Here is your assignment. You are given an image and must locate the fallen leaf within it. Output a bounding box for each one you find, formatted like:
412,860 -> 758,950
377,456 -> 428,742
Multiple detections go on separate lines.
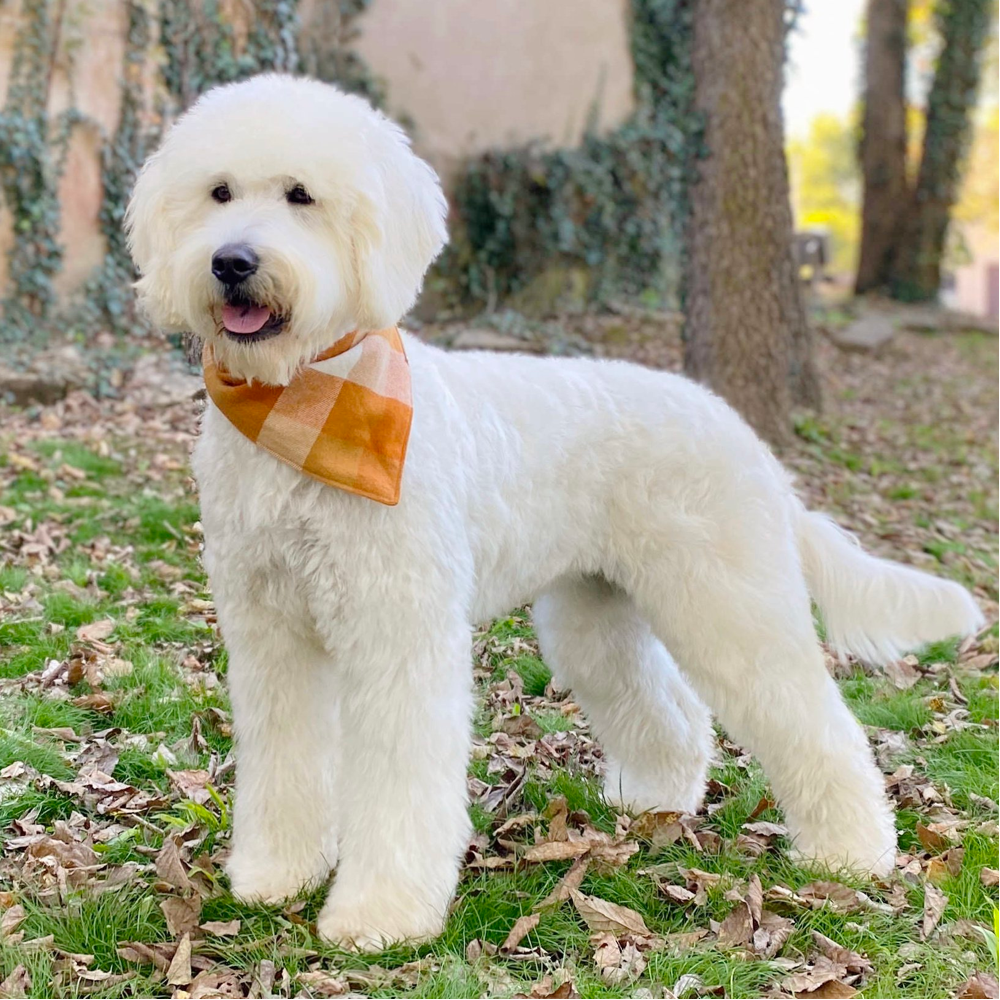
795,982 -> 858,999
742,820 -> 789,839
501,913 -> 540,952
200,919 -> 241,937
957,971 -> 1000,999
884,656 -> 921,690
630,811 -> 685,847
160,895 -> 202,937
167,769 -> 212,805
592,931 -> 646,984
0,904 -> 26,938
296,970 -> 349,996
0,964 -> 30,998
569,890 -> 651,937
155,838 -> 192,892
921,883 -> 948,939
166,933 -> 192,986
522,840 -> 592,863
916,823 -> 951,853
980,868 -> 999,887
76,619 -> 115,643
537,857 -> 589,909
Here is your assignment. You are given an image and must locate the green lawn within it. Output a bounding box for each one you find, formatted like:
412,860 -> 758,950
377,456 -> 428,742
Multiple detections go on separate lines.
0,328 -> 997,998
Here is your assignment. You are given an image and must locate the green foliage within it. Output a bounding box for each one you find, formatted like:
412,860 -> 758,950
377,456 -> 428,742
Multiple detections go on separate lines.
787,113 -> 861,275
0,0 -> 80,340
440,0 -> 700,311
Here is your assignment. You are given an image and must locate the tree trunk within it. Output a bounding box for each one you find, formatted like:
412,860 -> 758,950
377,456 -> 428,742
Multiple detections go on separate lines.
855,0 -> 909,294
888,0 -> 992,301
684,0 -> 819,445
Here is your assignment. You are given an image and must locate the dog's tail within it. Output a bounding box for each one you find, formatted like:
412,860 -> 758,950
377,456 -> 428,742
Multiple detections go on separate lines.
796,505 -> 983,665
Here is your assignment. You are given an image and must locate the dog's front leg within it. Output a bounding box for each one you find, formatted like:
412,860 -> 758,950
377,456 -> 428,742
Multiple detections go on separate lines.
222,609 -> 340,903
316,613 -> 473,952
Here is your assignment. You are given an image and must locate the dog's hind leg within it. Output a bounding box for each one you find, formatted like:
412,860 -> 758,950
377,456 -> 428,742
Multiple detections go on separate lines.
534,575 -> 713,814
223,610 -> 340,903
628,519 -> 897,876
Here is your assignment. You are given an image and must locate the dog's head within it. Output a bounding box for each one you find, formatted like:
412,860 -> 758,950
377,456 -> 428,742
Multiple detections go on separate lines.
126,75 -> 447,384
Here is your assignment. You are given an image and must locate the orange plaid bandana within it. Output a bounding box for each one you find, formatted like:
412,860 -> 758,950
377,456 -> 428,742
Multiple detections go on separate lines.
203,328 -> 412,505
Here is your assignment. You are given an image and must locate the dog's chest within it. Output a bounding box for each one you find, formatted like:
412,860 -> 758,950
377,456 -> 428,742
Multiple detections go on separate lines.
193,409 -> 352,621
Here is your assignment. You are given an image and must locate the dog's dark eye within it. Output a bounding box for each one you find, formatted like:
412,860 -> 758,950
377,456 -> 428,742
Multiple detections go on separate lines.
211,183 -> 232,204
286,184 -> 314,206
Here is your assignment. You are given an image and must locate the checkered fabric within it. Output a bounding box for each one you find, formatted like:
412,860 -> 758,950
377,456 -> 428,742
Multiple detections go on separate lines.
202,327 -> 412,505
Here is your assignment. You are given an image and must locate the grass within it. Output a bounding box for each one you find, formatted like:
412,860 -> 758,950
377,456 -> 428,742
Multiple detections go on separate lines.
0,326 -> 997,998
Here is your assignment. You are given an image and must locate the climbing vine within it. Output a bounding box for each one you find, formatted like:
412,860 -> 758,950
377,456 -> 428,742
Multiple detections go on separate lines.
0,0 -> 381,344
438,0 -> 701,312
0,0 -> 82,340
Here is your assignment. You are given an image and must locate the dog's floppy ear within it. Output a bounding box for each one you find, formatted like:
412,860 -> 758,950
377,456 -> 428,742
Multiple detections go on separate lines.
124,150 -> 168,276
352,117 -> 448,331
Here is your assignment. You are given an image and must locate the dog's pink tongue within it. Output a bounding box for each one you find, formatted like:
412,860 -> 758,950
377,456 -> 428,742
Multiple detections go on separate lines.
222,304 -> 271,334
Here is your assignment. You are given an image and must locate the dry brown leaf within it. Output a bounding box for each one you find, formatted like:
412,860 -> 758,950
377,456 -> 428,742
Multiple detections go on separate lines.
569,889 -> 651,937
512,976 -> 579,998
752,909 -> 795,959
200,919 -> 241,937
537,857 -> 589,909
742,820 -> 789,838
76,619 -> 115,643
187,969 -> 246,998
630,811 -> 684,848
592,932 -> 647,984
794,982 -> 859,999
501,913 -> 540,953
957,971 -> 1000,999
660,883 -> 697,906
980,867 -> 999,887
167,769 -> 212,805
522,840 -> 592,863
783,956 -> 850,994
155,838 -> 192,892
166,933 -> 192,986
296,970 -> 350,996
916,822 -> 952,853
716,900 -> 754,948
160,895 -> 202,937
0,964 -> 30,998
884,656 -> 921,690
921,882 -> 948,939
70,692 -> 116,713
0,904 -> 26,939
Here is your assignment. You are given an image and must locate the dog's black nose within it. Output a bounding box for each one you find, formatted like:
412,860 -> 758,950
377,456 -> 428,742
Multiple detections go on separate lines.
211,244 -> 258,286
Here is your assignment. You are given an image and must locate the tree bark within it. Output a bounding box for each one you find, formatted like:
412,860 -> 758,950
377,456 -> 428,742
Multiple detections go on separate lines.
855,0 -> 909,294
684,0 -> 819,445
888,0 -> 992,301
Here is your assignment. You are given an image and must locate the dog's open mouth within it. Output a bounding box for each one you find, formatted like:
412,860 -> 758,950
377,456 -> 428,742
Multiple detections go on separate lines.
220,300 -> 287,343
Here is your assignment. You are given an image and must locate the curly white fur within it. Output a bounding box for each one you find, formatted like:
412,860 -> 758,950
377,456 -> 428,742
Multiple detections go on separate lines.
126,74 -> 983,951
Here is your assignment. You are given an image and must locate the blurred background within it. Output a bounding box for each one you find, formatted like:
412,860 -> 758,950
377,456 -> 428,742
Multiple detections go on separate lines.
0,0 -> 996,439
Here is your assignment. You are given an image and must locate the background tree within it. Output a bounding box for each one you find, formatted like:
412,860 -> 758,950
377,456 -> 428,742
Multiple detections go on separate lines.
684,0 -> 820,446
889,0 -> 993,300
855,0 -> 909,293
855,0 -> 993,300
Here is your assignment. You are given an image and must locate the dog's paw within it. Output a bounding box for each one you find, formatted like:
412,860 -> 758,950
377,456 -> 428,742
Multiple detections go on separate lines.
227,851 -> 330,905
789,821 -> 897,879
602,759 -> 707,816
316,897 -> 444,952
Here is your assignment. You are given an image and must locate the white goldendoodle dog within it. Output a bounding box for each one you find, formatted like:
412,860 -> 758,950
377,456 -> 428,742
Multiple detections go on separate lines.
126,74 -> 982,950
